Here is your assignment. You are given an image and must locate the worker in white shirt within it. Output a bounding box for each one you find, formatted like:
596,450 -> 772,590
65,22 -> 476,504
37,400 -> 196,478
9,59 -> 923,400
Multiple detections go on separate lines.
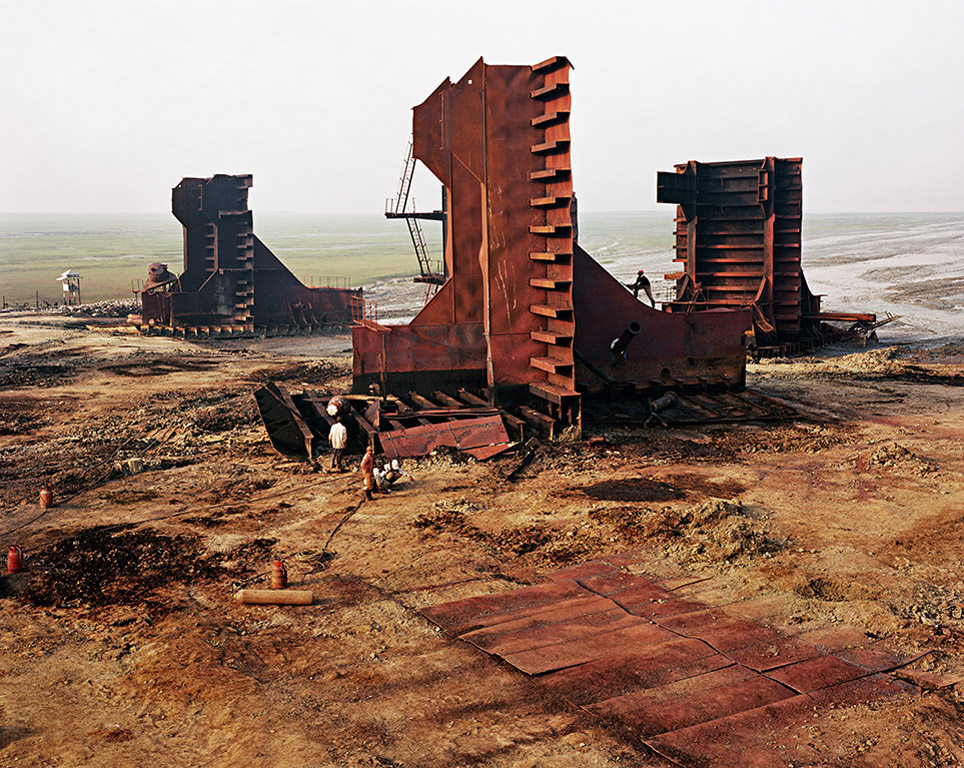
328,415 -> 348,471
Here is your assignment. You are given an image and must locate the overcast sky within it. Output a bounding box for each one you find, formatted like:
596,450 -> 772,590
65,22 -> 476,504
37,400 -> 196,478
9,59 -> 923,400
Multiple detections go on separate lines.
2,0 -> 962,214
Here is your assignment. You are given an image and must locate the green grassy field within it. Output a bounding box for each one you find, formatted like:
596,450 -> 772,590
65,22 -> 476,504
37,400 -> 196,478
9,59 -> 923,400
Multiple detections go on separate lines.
0,210 -> 679,306
0,213 -> 418,306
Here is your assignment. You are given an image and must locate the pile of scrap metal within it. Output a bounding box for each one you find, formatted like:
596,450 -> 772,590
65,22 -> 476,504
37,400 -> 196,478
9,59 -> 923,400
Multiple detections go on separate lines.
254,383 -> 519,462
351,57 -> 753,441
140,174 -> 361,338
656,158 -> 886,357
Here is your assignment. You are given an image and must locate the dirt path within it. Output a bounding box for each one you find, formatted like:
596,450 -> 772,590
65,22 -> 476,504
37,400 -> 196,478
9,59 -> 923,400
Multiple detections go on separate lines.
1,315 -> 962,767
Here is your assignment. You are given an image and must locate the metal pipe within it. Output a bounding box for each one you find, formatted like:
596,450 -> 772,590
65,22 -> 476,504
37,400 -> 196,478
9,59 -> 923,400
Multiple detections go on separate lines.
610,320 -> 642,362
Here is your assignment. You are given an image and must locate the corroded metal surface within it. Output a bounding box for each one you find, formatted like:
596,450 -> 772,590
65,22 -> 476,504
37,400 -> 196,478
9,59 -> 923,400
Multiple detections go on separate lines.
141,174 -> 360,336
354,57 -> 752,435
657,157 -> 877,355
422,556 -> 925,766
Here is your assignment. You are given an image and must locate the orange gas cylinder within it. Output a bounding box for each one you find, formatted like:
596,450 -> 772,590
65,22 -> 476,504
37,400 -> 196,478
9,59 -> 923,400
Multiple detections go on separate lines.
39,487 -> 53,508
271,560 -> 288,589
7,545 -> 23,574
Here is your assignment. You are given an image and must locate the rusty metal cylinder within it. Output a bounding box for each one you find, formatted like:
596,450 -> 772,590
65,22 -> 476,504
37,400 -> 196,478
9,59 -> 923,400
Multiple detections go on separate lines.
610,320 -> 642,358
235,589 -> 313,606
7,545 -> 23,574
271,560 -> 288,590
650,392 -> 679,413
39,487 -> 53,508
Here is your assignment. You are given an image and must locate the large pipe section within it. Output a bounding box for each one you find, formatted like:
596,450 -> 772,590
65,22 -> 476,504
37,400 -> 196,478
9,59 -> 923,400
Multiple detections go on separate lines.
609,320 -> 642,363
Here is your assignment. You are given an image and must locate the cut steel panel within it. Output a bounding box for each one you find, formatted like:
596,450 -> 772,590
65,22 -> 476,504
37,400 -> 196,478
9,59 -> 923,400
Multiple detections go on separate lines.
378,414 -> 509,459
462,606 -> 649,657
643,693 -> 819,768
765,655 -> 870,693
354,57 -> 752,434
499,622 -> 681,675
589,672 -> 797,738
576,571 -> 665,596
724,635 -> 824,672
419,579 -> 590,636
539,638 -> 730,706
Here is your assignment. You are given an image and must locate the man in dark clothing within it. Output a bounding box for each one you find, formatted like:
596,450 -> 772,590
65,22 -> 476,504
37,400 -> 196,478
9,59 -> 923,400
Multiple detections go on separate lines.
626,270 -> 655,308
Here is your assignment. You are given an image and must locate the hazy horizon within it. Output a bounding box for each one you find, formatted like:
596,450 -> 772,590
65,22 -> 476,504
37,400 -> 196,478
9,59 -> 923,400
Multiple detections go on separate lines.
3,1 -> 963,215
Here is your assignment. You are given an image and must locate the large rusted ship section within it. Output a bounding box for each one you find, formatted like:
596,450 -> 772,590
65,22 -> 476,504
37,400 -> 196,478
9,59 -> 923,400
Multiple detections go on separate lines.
658,158 -> 877,356
352,57 -> 751,435
141,174 -> 360,337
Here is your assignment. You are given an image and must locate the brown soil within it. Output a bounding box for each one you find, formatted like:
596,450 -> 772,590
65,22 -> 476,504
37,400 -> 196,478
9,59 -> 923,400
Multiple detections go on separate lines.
1,315 -> 963,767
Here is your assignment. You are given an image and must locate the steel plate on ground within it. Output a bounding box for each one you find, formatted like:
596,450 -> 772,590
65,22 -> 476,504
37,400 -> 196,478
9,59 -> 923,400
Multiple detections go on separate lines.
419,579 -> 589,635
576,570 -> 661,596
539,640 -> 730,706
462,606 -> 648,656
615,596 -> 707,619
590,673 -> 797,738
643,693 -> 819,768
724,635 -> 824,672
765,655 -> 870,693
500,622 -> 681,675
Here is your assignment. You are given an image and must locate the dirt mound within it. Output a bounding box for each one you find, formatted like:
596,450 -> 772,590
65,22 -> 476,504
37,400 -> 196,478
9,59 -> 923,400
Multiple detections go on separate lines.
592,498 -> 779,563
857,441 -> 938,475
17,526 -> 224,610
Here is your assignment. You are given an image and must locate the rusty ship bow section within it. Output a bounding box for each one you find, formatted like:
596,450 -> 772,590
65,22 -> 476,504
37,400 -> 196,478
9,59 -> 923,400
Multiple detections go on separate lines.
657,158 -> 875,354
142,174 -> 361,337
354,57 -> 751,437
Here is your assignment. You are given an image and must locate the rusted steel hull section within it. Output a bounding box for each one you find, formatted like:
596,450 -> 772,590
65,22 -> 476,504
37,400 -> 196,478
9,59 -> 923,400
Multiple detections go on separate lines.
657,158 -> 876,355
141,174 -> 360,336
354,58 -> 750,435
253,384 -> 514,461
422,555 -> 923,766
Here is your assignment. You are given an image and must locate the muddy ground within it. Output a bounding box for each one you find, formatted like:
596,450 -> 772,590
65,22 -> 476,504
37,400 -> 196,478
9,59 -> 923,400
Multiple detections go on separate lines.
0,312 -> 962,767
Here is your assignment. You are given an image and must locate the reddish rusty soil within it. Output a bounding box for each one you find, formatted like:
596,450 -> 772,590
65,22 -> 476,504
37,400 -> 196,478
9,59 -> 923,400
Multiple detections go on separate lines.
1,315 -> 963,767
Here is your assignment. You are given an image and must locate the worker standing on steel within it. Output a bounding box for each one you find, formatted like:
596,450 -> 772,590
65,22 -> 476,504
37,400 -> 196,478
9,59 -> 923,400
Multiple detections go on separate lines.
360,445 -> 376,500
328,415 -> 347,472
626,270 -> 656,308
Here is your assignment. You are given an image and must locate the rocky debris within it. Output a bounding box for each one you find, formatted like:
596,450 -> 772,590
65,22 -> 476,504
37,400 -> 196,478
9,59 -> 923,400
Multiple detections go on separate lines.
858,441 -> 938,475
898,583 -> 964,634
590,498 -> 780,564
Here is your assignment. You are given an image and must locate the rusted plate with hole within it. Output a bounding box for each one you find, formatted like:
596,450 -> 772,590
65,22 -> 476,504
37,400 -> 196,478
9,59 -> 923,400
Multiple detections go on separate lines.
652,607 -> 737,634
697,622 -> 788,654
419,579 -> 589,635
462,606 -> 648,656
540,639 -> 730,706
725,635 -> 823,672
576,570 -> 657,595
603,581 -> 677,604
644,693 -> 818,768
765,655 -> 869,693
501,622 -> 680,675
543,561 -> 616,583
590,672 -> 797,738
616,596 -> 707,619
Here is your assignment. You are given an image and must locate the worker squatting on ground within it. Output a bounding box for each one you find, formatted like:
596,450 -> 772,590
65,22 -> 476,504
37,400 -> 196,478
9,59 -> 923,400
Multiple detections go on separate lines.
626,269 -> 655,308
360,445 -> 376,500
328,415 -> 347,471
374,459 -> 412,492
